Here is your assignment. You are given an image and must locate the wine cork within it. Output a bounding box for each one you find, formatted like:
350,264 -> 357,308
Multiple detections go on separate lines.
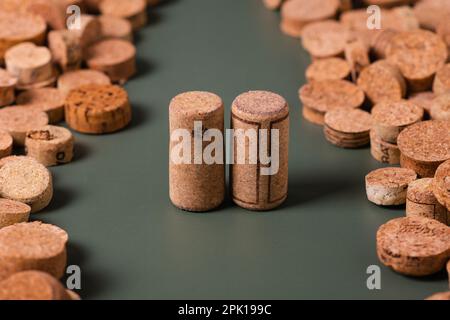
25,125 -> 74,167
0,199 -> 30,229
57,69 -> 111,97
357,60 -> 406,106
0,68 -> 17,107
0,221 -> 67,281
71,14 -> 101,50
377,216 -> 450,276
323,108 -> 372,149
16,88 -> 65,124
0,106 -> 49,146
231,91 -> 289,211
371,100 -> 424,144
0,11 -> 46,64
0,155 -> 37,169
99,16 -> 133,42
433,159 -> 450,212
26,0 -> 68,31
339,0 -> 352,11
0,271 -> 73,300
84,0 -> 102,13
407,178 -> 449,225
408,91 -> 435,115
299,79 -> 365,125
398,120 -> 450,177
85,39 -> 136,84
437,19 -> 450,55
305,58 -> 350,82
0,158 -> 53,213
65,84 -> 132,134
370,130 -> 401,165
301,20 -> 350,59
387,6 -> 420,31
371,29 -> 398,60
365,167 -> 417,206
4,42 -> 53,87
0,131 -> 13,159
430,93 -> 450,121
413,0 -> 450,31
169,91 -> 225,212
344,39 -> 370,81
363,0 -> 413,7
341,9 -> 381,47
433,64 -> 450,95
263,0 -> 284,10
99,0 -> 147,31
280,0 -> 340,38
386,30 -> 448,92
48,30 -> 82,72
15,68 -> 59,92
426,291 -> 450,300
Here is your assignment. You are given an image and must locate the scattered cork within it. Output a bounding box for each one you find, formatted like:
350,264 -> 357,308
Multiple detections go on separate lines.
65,84 -> 132,134
386,30 -> 448,92
169,91 -> 225,212
370,130 -> 401,164
57,69 -> 111,97
433,159 -> 450,212
0,155 -> 36,169
0,222 -> 67,281
0,158 -> 53,213
299,79 -> 365,125
99,0 -> 148,31
377,216 -> 450,276
433,64 -> 450,95
280,0 -> 340,37
407,178 -> 449,225
48,30 -> 82,72
25,125 -> 74,167
85,39 -> 136,84
397,120 -> 450,177
0,68 -> 17,107
430,93 -> 450,121
231,91 -> 289,211
413,0 -> 450,31
357,60 -> 406,105
0,199 -> 30,229
371,100 -> 424,144
98,15 -> 133,42
344,39 -> 370,81
323,108 -> 372,148
425,291 -> 450,300
0,131 -> 13,159
305,58 -> 350,82
408,91 -> 435,115
0,106 -> 49,146
371,29 -> 398,60
16,88 -> 65,124
365,167 -> 417,206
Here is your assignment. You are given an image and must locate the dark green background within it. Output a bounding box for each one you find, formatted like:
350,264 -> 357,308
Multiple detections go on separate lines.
41,0 -> 448,299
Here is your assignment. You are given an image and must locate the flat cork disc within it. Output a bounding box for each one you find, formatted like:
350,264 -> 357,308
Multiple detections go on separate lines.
305,57 -> 350,82
0,198 -> 30,229
299,79 -> 365,114
408,178 -> 441,205
397,120 -> 450,163
231,90 -> 288,122
433,160 -> 450,211
377,216 -> 450,276
366,167 -> 417,190
413,0 -> 450,31
57,69 -> 111,97
98,16 -> 133,42
16,88 -> 65,124
0,222 -> 68,281
99,0 -> 147,30
408,92 -> 435,114
433,64 -> 450,95
0,131 -> 13,158
430,93 -> 450,121
0,155 -> 37,169
324,108 -> 372,134
371,100 -> 424,128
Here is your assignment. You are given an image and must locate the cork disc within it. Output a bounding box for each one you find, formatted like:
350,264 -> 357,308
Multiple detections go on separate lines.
170,91 -> 223,118
305,58 -> 350,82
0,155 -> 36,169
48,30 -> 82,72
437,19 -> 450,52
0,271 -> 72,300
366,167 -> 417,190
408,178 -> 440,205
408,92 -> 435,114
426,291 -> 450,300
433,160 -> 450,211
397,120 -> 450,163
324,108 -> 372,134
413,0 -> 450,31
0,198 -> 30,229
301,20 -> 350,59
99,0 -> 147,30
430,93 -> 450,121
0,131 -> 13,158
231,90 -> 288,122
299,79 -> 365,114
371,29 -> 398,59
57,69 -> 111,97
377,216 -> 450,276
98,16 -> 133,42
16,88 -> 65,124
433,64 -> 450,95
0,222 -> 67,281
0,68 -> 17,88
371,100 -> 424,129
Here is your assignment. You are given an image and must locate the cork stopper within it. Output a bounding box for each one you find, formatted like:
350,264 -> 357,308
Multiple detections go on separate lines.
48,30 -> 82,72
98,16 -> 133,42
170,91 -> 223,118
408,178 -> 440,205
57,69 -> 111,97
413,0 -> 450,31
0,198 -> 30,229
370,130 -> 401,164
0,155 -> 37,169
305,58 -> 350,82
431,93 -> 450,121
324,108 -> 372,134
232,90 -> 288,122
433,159 -> 450,211
408,92 -> 435,114
433,64 -> 450,95
0,131 -> 13,159
372,100 -> 424,128
99,0 -> 147,31
366,167 -> 417,189
16,88 -> 65,124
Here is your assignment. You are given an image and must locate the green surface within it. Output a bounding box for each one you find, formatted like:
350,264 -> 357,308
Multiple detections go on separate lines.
42,0 -> 448,299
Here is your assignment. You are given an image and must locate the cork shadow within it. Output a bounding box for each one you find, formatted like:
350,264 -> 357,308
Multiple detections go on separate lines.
45,186 -> 77,213
73,141 -> 92,163
134,57 -> 155,78
127,103 -> 152,131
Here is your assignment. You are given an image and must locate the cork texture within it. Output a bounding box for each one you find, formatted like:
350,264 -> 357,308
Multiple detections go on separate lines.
430,93 -> 450,121
370,130 -> 400,164
433,64 -> 450,95
0,198 -> 30,229
0,68 -> 17,107
433,160 -> 450,212
0,131 -> 13,159
408,92 -> 435,114
305,58 -> 350,82
57,69 -> 111,97
48,30 -> 82,72
16,88 -> 65,124
344,39 -> 370,81
99,0 -> 148,31
413,0 -> 450,31
99,16 -> 133,42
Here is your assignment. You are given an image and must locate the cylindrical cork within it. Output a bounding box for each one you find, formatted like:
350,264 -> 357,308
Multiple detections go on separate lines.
57,69 -> 111,97
0,131 -> 13,159
370,130 -> 400,165
99,0 -> 148,31
431,93 -> 450,121
231,91 -> 289,211
169,91 -> 225,212
98,16 -> 133,42
0,68 -> 17,107
433,64 -> 450,95
16,88 -> 65,124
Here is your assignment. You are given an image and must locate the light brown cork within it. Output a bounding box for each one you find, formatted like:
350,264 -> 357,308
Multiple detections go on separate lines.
407,178 -> 449,225
365,167 -> 417,206
263,0 -> 284,10
0,222 -> 67,281
371,29 -> 398,60
0,199 -> 30,229
15,67 -> 59,92
0,68 -> 17,107
16,88 -> 65,124
437,19 -> 450,54
85,39 -> 136,84
0,106 -> 49,146
57,69 -> 111,97
231,91 -> 289,211
344,39 -> 370,81
26,0 -> 72,31
377,216 -> 450,276
48,30 -> 82,72
0,155 -> 37,169
430,93 -> 450,121
433,64 -> 450,95
169,91 -> 225,212
71,14 -> 101,50
408,91 -> 435,115
370,130 -> 400,165
305,58 -> 350,82
413,0 -> 450,31
433,159 -> 450,212
98,16 -> 133,42
25,125 -> 74,167
99,0 -> 148,31
425,291 -> 450,300
0,131 -> 13,159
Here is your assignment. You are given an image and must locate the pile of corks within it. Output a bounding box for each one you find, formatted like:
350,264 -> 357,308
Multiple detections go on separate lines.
263,0 -> 450,300
0,0 -> 158,300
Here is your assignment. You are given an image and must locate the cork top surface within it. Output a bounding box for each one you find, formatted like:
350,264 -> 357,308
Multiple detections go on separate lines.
431,93 -> 450,120
232,91 -> 288,120
407,178 -> 438,204
170,91 -> 223,117
435,64 -> 450,89
0,106 -> 49,133
281,0 -> 339,21
66,84 -> 129,113
408,92 -> 435,113
397,120 -> 450,163
365,167 -> 417,188
5,42 -> 51,69
0,222 -> 68,259
387,30 -> 448,80
0,158 -> 51,201
299,80 -> 365,113
0,131 -> 13,150
86,39 -> 136,66
98,16 -> 132,38
0,198 -> 31,215
306,58 -> 350,81
0,68 -> 17,87
0,11 -> 46,40
324,108 -> 372,134
433,159 -> 450,206
371,100 -> 424,127
58,70 -> 111,91
99,0 -> 147,17
301,20 -> 349,58
0,155 -> 36,169
16,88 -> 65,112
26,125 -> 73,145
413,0 -> 450,31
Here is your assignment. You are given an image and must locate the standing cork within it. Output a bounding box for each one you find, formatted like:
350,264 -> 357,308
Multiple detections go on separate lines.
0,68 -> 17,107
413,0 -> 450,31
169,91 -> 225,212
0,131 -> 13,159
48,30 -> 82,72
370,130 -> 401,165
25,125 -> 74,167
231,91 -> 289,211
371,29 -> 398,60
305,58 -> 350,82
99,0 -> 148,31
0,199 -> 30,229
16,88 -> 65,124
344,39 -> 370,81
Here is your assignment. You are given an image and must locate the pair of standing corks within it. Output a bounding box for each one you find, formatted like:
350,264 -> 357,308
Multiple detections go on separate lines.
169,91 -> 289,212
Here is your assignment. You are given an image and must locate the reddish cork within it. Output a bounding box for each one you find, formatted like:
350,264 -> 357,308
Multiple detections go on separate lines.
16,88 -> 65,124
0,68 -> 17,107
433,159 -> 450,212
0,198 -> 30,229
98,16 -> 133,42
57,69 -> 111,97
408,92 -> 435,115
0,131 -> 13,159
433,64 -> 450,95
99,0 -> 147,31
